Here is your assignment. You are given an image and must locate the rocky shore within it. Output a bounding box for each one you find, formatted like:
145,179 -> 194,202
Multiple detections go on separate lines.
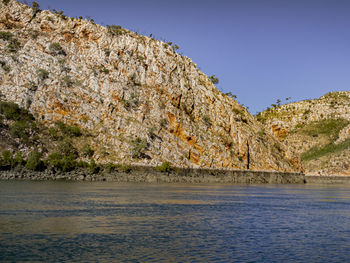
0,166 -> 305,184
305,175 -> 350,184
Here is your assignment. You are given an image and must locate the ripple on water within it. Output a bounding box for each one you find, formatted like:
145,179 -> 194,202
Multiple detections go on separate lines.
0,182 -> 350,262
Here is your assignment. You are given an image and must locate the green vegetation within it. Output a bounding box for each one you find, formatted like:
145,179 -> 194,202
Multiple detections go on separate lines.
25,151 -> 43,171
0,31 -> 13,41
274,143 -> 282,152
9,120 -> 33,142
130,137 -> 148,159
1,150 -> 13,167
155,162 -> 172,173
46,152 -> 77,172
52,9 -> 67,20
63,75 -> 74,87
32,1 -> 40,13
37,68 -> 49,80
81,143 -> 94,157
256,107 -> 288,124
7,38 -> 20,53
57,138 -> 78,157
298,119 -> 350,162
0,150 -> 25,168
119,163 -> 131,173
209,75 -> 219,84
89,159 -> 99,174
0,100 -> 142,174
0,61 -> 10,73
258,130 -> 265,137
301,138 -> 350,162
104,49 -> 111,57
296,119 -> 349,140
49,42 -> 65,55
0,100 -> 34,121
0,31 -> 20,53
104,162 -> 117,173
225,92 -> 237,99
13,152 -> 24,166
322,92 -> 350,102
160,118 -> 167,128
148,126 -> 157,139
107,25 -> 126,36
202,115 -> 211,128
55,121 -> 82,137
232,108 -> 243,116
101,68 -> 109,74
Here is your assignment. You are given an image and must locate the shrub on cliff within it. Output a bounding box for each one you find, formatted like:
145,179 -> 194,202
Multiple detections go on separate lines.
13,152 -> 25,166
9,120 -> 30,141
0,150 -> 13,168
209,75 -> 219,84
155,162 -> 172,173
37,68 -> 49,80
25,151 -> 44,171
202,115 -> 211,127
0,100 -> 34,121
57,138 -> 78,158
0,31 -> 13,41
32,1 -> 40,12
49,42 -> 65,56
81,143 -> 94,158
7,39 -> 20,53
46,152 -> 78,172
46,153 -> 62,169
104,162 -> 116,173
0,61 -> 10,73
55,121 -> 81,137
62,75 -> 74,87
107,25 -> 125,36
130,137 -> 148,159
119,163 -> 131,173
89,159 -> 99,174
65,125 -> 81,137
2,0 -> 11,6
61,154 -> 77,172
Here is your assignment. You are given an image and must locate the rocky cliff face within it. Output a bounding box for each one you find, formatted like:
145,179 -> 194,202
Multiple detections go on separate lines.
0,1 -> 300,171
257,92 -> 350,175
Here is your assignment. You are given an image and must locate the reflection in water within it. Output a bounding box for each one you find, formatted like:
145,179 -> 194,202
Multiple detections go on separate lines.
1,182 -> 350,262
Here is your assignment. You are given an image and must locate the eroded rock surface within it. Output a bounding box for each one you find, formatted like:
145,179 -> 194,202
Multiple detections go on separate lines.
258,92 -> 350,175
0,1 -> 300,172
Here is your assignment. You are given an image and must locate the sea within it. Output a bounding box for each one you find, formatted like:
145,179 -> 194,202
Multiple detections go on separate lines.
1,181 -> 350,262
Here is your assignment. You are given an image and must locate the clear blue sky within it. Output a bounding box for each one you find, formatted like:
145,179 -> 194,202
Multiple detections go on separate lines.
27,0 -> 350,114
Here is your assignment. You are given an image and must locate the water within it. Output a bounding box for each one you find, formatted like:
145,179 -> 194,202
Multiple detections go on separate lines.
1,182 -> 350,262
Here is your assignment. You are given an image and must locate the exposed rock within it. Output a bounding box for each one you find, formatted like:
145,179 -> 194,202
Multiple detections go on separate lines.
0,166 -> 305,184
0,1 -> 300,172
258,91 -> 350,175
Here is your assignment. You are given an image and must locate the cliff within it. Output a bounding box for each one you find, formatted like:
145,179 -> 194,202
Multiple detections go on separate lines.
257,91 -> 350,175
0,0 -> 300,172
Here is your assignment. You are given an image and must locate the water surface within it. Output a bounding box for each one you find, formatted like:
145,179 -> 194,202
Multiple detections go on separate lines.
1,182 -> 350,262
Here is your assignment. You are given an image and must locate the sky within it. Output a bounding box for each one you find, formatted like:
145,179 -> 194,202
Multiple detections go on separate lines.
24,0 -> 350,114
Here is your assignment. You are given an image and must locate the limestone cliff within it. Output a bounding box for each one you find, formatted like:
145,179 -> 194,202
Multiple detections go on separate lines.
0,0 -> 300,171
257,92 -> 350,175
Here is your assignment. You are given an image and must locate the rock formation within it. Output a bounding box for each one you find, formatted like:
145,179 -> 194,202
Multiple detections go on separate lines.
257,92 -> 350,175
0,0 -> 300,172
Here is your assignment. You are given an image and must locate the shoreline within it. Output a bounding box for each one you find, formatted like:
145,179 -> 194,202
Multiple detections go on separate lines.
2,166 -> 350,184
305,175 -> 350,184
0,166 -> 305,184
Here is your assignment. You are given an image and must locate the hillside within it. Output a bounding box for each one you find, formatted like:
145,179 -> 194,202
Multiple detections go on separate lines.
0,0 -> 300,172
257,91 -> 350,175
